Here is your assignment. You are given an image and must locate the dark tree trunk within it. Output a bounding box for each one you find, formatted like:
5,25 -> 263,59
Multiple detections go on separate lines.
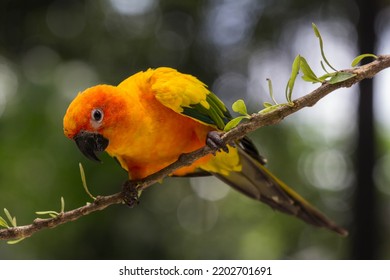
351,0 -> 380,259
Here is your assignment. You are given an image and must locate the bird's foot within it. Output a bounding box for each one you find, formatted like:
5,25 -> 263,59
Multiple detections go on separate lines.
122,180 -> 141,208
206,131 -> 229,154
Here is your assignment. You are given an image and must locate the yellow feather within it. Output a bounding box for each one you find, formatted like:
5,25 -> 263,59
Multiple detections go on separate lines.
200,145 -> 242,175
151,68 -> 210,113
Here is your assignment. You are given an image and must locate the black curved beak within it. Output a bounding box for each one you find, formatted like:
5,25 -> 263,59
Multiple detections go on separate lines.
73,131 -> 109,162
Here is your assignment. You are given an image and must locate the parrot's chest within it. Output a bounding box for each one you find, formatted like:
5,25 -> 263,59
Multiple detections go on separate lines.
106,110 -> 211,179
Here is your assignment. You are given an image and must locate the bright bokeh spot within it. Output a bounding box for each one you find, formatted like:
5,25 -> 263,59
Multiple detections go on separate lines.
177,195 -> 219,234
0,57 -> 18,118
108,0 -> 157,16
190,176 -> 230,201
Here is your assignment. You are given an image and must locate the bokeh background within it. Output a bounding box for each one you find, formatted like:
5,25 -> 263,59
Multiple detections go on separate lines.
1,0 -> 390,259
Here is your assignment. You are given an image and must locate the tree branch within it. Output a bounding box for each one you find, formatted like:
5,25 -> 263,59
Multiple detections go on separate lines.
1,55 -> 390,242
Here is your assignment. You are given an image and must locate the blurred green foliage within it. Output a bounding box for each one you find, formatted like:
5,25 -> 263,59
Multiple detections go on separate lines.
0,0 -> 389,259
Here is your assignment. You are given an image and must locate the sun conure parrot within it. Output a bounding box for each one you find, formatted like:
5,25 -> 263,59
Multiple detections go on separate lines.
63,67 -> 347,236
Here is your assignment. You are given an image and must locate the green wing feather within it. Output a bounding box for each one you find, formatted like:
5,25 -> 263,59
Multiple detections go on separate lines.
181,93 -> 232,130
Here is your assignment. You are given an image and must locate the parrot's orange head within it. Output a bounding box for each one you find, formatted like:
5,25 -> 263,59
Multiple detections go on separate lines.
63,85 -> 129,162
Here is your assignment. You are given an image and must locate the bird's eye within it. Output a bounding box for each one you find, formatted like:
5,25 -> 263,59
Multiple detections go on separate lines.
91,108 -> 104,123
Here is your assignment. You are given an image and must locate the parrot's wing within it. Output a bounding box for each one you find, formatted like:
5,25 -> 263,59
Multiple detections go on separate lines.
151,68 -> 231,130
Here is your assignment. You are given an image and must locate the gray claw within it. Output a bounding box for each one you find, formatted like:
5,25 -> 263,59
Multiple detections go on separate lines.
206,131 -> 229,153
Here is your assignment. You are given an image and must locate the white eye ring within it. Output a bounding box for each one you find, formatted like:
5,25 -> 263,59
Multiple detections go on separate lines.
91,108 -> 104,123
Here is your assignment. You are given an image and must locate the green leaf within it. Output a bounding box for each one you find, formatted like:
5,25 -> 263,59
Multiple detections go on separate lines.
285,55 -> 301,103
320,61 -> 330,74
318,72 -> 335,81
224,116 -> 248,131
312,22 -> 321,37
79,162 -> 96,200
4,208 -> 12,223
263,102 -> 273,108
0,216 -> 9,228
7,238 -> 25,245
36,197 -> 65,218
36,210 -> 60,216
60,196 -> 65,213
312,23 -> 337,72
231,99 -> 248,116
266,78 -> 278,105
259,104 -> 284,114
4,208 -> 16,227
351,53 -> 378,67
300,56 -> 322,83
328,72 -> 356,84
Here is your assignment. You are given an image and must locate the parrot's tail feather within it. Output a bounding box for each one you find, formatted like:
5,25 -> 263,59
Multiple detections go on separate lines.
213,147 -> 348,236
